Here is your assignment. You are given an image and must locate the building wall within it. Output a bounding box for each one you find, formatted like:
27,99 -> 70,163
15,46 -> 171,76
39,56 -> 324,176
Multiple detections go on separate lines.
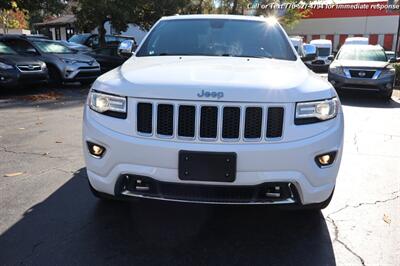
285,1 -> 399,51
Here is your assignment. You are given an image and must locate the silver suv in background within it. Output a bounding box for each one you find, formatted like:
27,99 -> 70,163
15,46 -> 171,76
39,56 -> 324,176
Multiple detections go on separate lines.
0,36 -> 100,85
328,44 -> 396,100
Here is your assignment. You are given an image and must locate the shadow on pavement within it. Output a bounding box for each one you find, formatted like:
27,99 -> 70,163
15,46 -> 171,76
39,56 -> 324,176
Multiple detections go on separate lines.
338,90 -> 400,108
0,84 -> 90,110
0,168 -> 335,266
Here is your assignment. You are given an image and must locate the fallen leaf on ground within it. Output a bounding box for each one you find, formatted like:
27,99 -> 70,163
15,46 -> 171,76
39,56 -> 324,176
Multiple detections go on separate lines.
55,141 -> 62,144
19,92 -> 63,102
4,172 -> 24,177
383,214 -> 391,224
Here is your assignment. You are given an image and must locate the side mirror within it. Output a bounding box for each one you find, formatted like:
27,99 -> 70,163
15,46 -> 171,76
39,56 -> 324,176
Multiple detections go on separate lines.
328,55 -> 334,61
301,44 -> 317,62
26,48 -> 38,55
118,40 -> 135,59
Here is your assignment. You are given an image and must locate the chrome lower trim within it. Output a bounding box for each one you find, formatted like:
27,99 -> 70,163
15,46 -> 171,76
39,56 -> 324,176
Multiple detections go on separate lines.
121,190 -> 297,205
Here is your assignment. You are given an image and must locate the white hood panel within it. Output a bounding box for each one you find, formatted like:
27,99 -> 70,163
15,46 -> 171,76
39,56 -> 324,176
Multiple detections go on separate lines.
94,56 -> 335,103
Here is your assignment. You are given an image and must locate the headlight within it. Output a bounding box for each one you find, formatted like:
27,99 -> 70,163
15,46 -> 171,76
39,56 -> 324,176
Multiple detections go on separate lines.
89,91 -> 127,119
295,98 -> 339,125
329,66 -> 344,76
379,68 -> 395,79
40,62 -> 47,69
61,58 -> 77,64
0,62 -> 13,70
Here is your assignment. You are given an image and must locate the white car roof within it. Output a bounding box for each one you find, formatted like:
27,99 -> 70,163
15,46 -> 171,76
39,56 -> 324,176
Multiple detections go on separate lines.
341,44 -> 383,50
344,37 -> 368,44
310,39 -> 332,45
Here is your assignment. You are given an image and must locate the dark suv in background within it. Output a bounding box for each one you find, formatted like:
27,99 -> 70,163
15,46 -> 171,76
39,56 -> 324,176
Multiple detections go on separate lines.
0,36 -> 101,85
328,45 -> 396,100
0,40 -> 48,88
68,34 -> 136,49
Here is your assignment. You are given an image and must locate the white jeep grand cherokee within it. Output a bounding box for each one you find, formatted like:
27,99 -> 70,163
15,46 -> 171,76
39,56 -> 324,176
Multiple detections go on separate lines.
83,15 -> 344,210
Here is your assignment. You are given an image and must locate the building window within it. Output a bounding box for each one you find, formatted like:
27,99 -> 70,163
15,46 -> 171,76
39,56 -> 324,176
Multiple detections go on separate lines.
55,27 -> 61,40
66,27 -> 75,40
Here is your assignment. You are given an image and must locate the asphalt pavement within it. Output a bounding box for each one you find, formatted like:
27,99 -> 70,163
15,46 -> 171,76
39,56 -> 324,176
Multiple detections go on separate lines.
0,82 -> 399,266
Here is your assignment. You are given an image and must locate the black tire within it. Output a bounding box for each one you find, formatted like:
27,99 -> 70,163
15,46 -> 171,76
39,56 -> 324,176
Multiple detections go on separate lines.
47,65 -> 62,87
381,89 -> 393,101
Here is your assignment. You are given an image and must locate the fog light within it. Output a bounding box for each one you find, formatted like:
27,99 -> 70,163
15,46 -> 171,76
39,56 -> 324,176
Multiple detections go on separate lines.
386,83 -> 393,89
315,151 -> 337,168
87,142 -> 106,158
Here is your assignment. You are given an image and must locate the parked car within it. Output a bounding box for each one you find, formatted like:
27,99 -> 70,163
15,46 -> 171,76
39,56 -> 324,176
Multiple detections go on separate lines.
344,37 -> 369,45
302,43 -> 317,69
290,36 -> 305,57
83,15 -> 344,210
85,45 -> 127,73
59,40 -> 92,53
385,51 -> 395,61
0,40 -> 48,88
69,34 -> 137,49
309,39 -> 333,72
328,44 -> 396,100
0,36 -> 101,85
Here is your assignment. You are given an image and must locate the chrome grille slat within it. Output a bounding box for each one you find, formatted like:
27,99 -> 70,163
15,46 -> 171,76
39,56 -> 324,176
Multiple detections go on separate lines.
135,100 -> 285,143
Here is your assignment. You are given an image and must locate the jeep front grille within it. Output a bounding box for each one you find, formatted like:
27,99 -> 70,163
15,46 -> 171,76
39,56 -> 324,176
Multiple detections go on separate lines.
136,101 -> 285,142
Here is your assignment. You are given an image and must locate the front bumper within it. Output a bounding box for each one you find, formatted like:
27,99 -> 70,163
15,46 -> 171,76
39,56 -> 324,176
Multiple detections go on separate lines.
328,72 -> 394,92
83,107 -> 344,205
62,63 -> 101,82
0,69 -> 48,88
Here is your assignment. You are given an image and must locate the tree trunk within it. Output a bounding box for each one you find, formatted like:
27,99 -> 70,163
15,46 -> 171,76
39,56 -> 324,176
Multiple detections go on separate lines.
98,19 -> 107,48
196,0 -> 204,14
231,0 -> 238,14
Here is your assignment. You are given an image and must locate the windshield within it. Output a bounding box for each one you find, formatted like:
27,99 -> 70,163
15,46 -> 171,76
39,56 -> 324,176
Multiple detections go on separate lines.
317,47 -> 330,57
0,42 -> 18,55
33,41 -> 74,54
338,47 -> 387,61
68,34 -> 89,44
137,19 -> 296,60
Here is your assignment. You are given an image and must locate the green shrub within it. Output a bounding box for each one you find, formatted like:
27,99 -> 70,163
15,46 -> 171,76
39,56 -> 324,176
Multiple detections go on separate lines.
394,63 -> 400,87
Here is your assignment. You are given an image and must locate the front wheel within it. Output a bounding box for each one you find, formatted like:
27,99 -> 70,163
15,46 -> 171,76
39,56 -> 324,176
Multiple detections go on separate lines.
381,89 -> 393,101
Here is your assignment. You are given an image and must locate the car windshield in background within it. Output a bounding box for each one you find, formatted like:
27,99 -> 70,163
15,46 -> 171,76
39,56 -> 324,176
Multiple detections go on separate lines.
137,19 -> 296,60
0,42 -> 18,55
337,47 -> 387,61
317,47 -> 330,57
33,41 -> 74,54
69,34 -> 89,44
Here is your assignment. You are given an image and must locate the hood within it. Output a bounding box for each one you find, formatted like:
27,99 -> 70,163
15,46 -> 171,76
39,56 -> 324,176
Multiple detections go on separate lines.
0,54 -> 43,65
334,60 -> 389,69
94,56 -> 335,103
56,53 -> 96,63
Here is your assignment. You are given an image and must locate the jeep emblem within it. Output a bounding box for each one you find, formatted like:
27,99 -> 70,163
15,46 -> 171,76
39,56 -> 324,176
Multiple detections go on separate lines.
197,90 -> 224,99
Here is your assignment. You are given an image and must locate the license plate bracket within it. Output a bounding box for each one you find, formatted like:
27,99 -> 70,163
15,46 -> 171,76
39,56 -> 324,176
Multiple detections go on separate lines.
179,150 -> 237,182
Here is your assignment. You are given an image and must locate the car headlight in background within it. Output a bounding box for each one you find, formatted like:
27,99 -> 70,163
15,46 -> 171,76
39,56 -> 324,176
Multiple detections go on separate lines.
0,62 -> 13,70
295,98 -> 339,125
379,68 -> 395,79
61,58 -> 77,64
40,62 -> 47,70
329,66 -> 344,76
89,91 -> 127,119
